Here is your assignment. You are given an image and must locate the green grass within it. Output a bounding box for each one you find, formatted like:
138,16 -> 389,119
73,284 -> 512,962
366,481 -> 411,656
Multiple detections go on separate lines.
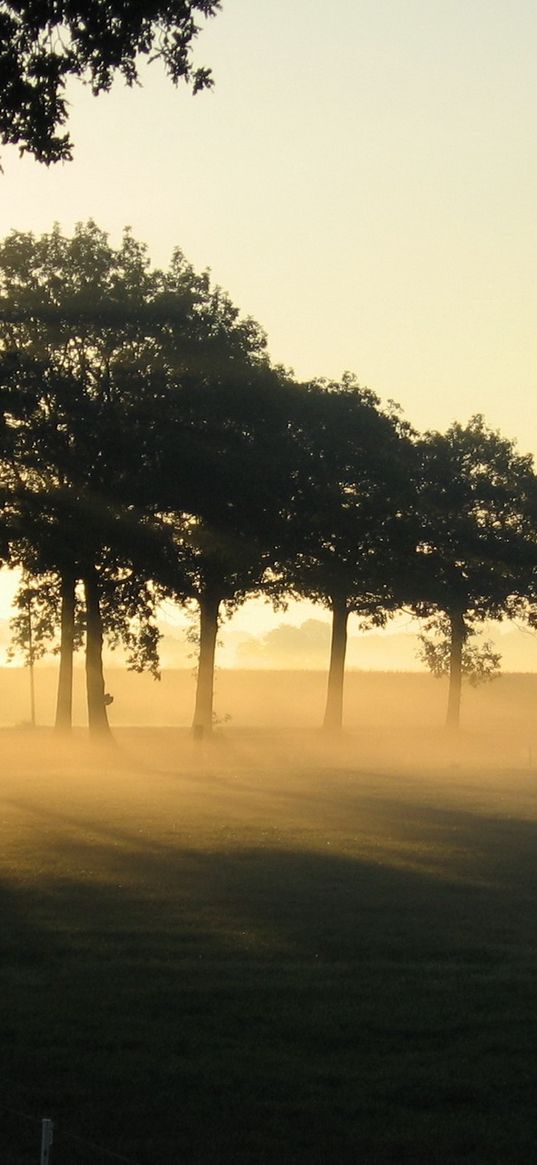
2,727 -> 537,1163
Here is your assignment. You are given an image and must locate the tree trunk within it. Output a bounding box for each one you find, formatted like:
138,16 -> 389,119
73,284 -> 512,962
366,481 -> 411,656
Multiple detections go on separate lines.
26,591 -> 36,728
323,597 -> 349,731
192,593 -> 220,739
446,610 -> 465,729
83,568 -> 112,740
54,569 -> 76,733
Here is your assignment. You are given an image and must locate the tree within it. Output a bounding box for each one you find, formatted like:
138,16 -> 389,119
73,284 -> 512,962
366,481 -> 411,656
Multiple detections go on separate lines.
162,519 -> 267,737
0,0 -> 221,163
0,222 -> 187,735
412,417 -> 537,728
279,376 -> 417,731
2,472 -> 164,736
100,230 -> 290,737
1,457 -> 93,733
7,572 -> 57,725
418,615 -> 501,688
151,362 -> 297,736
0,221 -> 287,739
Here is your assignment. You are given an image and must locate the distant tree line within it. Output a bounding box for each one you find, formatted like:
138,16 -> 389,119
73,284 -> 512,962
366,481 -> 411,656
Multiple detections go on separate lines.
1,223 -> 537,738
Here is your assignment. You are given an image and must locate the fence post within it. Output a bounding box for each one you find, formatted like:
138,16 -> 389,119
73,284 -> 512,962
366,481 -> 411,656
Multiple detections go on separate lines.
40,1118 -> 54,1164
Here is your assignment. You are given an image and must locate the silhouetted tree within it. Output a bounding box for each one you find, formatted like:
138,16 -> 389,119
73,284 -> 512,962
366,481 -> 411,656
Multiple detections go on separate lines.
0,223 -> 181,735
0,221 -> 290,738
1,473 -> 165,734
418,614 -> 501,688
280,376 -> 416,731
0,0 -> 221,162
152,363 -> 297,736
4,490 -> 82,732
412,417 -> 537,728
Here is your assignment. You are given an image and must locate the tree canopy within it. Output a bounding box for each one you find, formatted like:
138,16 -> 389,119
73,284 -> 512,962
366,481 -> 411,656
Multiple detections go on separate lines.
0,221 -> 283,735
0,0 -> 221,162
412,417 -> 537,725
2,224 -> 537,737
279,376 -> 417,729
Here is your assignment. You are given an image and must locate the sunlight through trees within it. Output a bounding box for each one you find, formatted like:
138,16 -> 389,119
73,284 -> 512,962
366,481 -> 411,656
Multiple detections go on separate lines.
2,224 -> 537,734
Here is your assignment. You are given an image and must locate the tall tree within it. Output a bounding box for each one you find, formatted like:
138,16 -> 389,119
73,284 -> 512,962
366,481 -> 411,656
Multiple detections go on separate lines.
0,221 -> 288,738
0,0 -> 221,162
0,223 -> 185,735
280,375 -> 417,731
152,362 -> 298,736
412,417 -> 537,728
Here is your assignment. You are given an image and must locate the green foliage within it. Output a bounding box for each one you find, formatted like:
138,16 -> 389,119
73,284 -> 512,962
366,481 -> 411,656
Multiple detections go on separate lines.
0,1 -> 221,162
418,616 -> 501,687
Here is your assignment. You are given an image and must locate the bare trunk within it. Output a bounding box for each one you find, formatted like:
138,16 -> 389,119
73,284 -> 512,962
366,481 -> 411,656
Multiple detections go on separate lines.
323,597 -> 349,731
54,569 -> 76,734
84,568 -> 112,740
26,592 -> 36,728
446,610 -> 465,729
192,593 -> 220,739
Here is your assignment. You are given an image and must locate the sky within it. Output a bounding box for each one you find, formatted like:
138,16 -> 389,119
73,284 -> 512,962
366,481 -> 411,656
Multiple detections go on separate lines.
1,0 -> 537,668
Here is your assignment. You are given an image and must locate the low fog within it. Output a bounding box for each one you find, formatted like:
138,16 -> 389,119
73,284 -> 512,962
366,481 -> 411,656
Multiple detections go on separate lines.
2,667 -> 537,778
3,671 -> 537,1164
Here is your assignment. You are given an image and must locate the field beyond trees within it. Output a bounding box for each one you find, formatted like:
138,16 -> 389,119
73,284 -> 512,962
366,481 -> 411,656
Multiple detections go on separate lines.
4,666 -> 537,739
2,723 -> 537,1163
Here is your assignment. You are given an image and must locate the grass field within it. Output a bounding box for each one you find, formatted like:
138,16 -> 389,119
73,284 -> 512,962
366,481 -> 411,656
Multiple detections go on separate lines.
2,725 -> 537,1163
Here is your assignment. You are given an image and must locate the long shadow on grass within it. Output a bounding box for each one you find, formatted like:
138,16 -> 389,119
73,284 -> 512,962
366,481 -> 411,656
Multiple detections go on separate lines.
2,807 -> 537,1163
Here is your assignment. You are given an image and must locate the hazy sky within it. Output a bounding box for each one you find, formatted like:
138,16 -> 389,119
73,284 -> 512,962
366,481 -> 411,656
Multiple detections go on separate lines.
1,0 -> 537,665
2,0 -> 536,445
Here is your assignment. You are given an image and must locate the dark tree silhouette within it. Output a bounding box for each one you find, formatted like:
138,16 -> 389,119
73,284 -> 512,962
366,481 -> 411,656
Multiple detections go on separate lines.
0,221 -> 289,737
2,484 -> 84,731
0,0 -> 221,162
6,228 -> 536,743
0,223 -> 187,735
280,375 -> 416,731
151,357 -> 296,736
412,417 -> 537,728
0,350 -> 82,730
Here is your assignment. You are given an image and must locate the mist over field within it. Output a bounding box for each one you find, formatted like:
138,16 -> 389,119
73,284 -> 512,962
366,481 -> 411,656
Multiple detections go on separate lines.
3,707 -> 537,1162
4,3 -> 537,1159
3,665 -> 537,740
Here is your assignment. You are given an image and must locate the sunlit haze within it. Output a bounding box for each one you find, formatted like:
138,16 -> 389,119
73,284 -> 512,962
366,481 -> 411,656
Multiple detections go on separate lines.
4,9 -> 537,1156
1,0 -> 537,667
